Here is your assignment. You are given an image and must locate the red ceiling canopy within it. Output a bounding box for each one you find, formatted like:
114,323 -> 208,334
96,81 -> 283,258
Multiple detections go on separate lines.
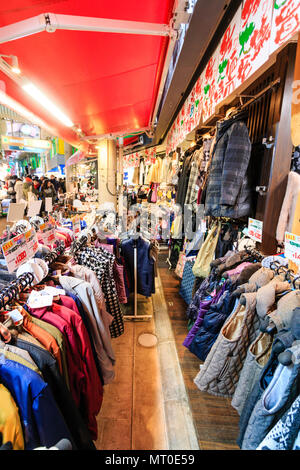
0,1 -> 175,149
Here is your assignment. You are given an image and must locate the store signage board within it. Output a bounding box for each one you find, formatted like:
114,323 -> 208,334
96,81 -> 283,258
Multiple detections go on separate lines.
248,218 -> 263,243
165,0 -> 300,154
45,198 -> 53,213
285,232 -> 300,267
1,135 -> 51,150
1,228 -> 38,273
7,203 -> 26,222
28,200 -> 42,217
39,222 -> 55,248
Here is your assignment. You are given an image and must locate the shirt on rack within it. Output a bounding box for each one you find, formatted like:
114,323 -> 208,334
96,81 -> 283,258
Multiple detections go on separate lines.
0,383 -> 24,450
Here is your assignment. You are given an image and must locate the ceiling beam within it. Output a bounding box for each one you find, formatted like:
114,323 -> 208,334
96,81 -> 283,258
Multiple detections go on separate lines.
0,13 -> 171,45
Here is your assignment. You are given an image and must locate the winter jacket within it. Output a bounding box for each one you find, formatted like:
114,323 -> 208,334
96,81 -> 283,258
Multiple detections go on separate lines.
257,394 -> 300,450
0,358 -> 73,450
205,113 -> 253,218
188,284 -> 236,362
231,332 -> 273,415
27,301 -> 103,440
121,236 -> 155,297
237,328 -> 295,447
15,338 -> 96,450
183,282 -> 227,349
241,342 -> 300,450
59,273 -> 115,385
194,292 -> 260,397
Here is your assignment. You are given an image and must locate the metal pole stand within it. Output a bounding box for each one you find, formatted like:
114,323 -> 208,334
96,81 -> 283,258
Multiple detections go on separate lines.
123,237 -> 152,322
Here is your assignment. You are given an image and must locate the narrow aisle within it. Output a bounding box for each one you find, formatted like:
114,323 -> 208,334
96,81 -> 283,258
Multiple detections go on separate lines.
95,302 -> 167,450
157,252 -> 240,450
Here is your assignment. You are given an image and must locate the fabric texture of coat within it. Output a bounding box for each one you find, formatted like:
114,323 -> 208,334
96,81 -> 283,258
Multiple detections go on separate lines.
194,292 -> 260,397
59,273 -> 115,385
241,342 -> 300,450
0,358 -> 73,450
231,332 -> 273,415
205,113 -> 253,218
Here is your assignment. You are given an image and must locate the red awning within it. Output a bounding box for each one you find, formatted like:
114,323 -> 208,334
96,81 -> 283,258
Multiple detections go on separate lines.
0,1 -> 174,149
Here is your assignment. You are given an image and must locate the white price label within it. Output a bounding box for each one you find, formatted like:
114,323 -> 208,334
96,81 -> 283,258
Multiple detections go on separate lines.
39,222 -> 55,247
28,290 -> 53,309
248,218 -> 263,243
1,228 -> 39,273
28,200 -> 42,217
285,232 -> 300,268
7,203 -> 26,222
72,215 -> 81,238
45,197 -> 53,213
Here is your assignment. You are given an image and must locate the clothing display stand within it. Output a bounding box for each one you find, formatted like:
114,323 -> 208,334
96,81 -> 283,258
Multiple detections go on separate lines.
123,236 -> 153,322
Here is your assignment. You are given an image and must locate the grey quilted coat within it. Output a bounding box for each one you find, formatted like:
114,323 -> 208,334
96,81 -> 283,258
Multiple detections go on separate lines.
205,113 -> 253,218
194,292 -> 260,397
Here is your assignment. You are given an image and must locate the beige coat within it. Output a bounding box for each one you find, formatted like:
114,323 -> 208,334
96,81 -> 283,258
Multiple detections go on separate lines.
276,171 -> 300,243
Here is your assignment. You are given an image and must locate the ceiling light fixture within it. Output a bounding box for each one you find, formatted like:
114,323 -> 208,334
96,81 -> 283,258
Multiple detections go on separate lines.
0,54 -> 21,74
22,82 -> 74,127
11,56 -> 21,74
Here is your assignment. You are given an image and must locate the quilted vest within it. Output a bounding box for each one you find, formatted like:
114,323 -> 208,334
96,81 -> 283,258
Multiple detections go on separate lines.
194,292 -> 260,397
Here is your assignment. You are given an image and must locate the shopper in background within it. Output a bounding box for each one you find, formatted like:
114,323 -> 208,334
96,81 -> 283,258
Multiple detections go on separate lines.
59,177 -> 66,193
14,177 -> 24,204
50,174 -> 59,192
22,176 -> 34,202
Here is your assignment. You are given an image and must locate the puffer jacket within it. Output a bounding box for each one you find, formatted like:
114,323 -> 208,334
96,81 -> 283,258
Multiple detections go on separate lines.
205,112 -> 253,218
183,282 -> 227,349
188,284 -> 236,362
194,292 -> 260,397
231,332 -> 273,415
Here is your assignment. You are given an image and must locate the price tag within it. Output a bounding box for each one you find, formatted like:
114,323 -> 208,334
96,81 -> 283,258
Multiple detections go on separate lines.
7,309 -> 23,326
72,215 -> 81,238
285,232 -> 300,267
28,290 -> 53,309
28,200 -> 42,217
45,197 -> 53,213
248,218 -> 263,243
39,222 -> 55,247
7,203 -> 26,222
1,228 -> 38,273
43,286 -> 65,296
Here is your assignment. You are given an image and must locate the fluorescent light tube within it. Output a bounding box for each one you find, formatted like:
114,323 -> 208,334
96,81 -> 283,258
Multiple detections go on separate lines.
22,82 -> 74,127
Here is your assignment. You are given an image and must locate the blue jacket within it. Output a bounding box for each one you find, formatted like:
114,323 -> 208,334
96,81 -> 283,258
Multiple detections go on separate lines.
121,237 -> 155,297
0,357 -> 73,450
189,287 -> 235,361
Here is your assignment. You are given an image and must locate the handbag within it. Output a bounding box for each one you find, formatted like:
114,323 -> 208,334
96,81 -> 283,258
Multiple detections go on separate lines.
179,257 -> 196,305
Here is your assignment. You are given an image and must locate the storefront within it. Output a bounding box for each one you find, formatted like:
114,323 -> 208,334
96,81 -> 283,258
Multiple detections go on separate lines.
0,0 -> 299,456
0,135 -> 50,177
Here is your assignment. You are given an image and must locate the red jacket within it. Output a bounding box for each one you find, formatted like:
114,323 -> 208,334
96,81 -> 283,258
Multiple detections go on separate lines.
28,300 -> 103,439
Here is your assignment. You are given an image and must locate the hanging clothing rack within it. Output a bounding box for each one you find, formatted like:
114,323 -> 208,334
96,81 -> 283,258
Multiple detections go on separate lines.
235,77 -> 281,112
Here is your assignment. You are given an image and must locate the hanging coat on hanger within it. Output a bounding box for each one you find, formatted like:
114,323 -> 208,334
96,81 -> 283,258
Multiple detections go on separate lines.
205,113 -> 253,218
